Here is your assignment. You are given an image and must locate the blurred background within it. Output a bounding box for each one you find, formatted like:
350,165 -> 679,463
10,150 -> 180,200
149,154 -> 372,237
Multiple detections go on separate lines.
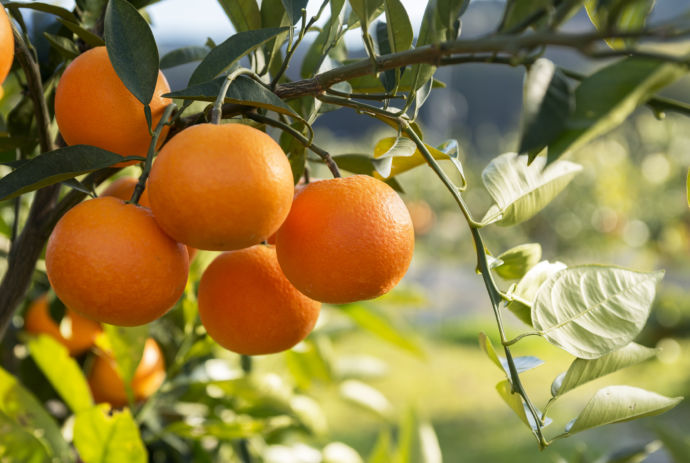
7,1 -> 690,462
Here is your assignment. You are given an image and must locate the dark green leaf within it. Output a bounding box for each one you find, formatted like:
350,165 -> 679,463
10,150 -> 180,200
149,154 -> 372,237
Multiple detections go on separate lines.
42,32 -> 79,59
383,0 -> 413,52
279,129 -> 306,183
165,75 -> 299,118
104,0 -> 160,105
375,21 -> 397,92
339,303 -> 423,356
565,386 -> 682,435
27,335 -> 93,413
261,0 -> 291,74
189,27 -> 289,85
281,0 -> 308,25
518,58 -> 574,156
0,367 -> 71,461
217,0 -> 261,32
0,146 -> 144,201
160,46 -> 209,69
57,18 -> 105,47
4,2 -> 77,23
547,58 -> 685,163
73,405 -> 147,463
348,73 -> 445,94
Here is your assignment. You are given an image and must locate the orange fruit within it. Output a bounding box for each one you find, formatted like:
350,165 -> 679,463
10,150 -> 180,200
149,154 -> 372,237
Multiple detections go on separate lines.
88,338 -> 165,408
0,7 -> 14,84
276,175 -> 414,303
198,245 -> 321,355
54,46 -> 171,164
45,196 -> 189,326
147,123 -> 294,251
101,177 -> 197,261
24,294 -> 102,356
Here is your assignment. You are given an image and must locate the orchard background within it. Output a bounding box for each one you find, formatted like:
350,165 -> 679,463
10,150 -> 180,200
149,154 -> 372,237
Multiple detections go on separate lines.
1,0 -> 690,462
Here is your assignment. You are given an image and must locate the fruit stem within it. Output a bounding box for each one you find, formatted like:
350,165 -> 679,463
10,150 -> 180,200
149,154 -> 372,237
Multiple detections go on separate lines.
404,121 -> 549,450
243,111 -> 341,178
210,68 -> 260,125
130,103 -> 177,205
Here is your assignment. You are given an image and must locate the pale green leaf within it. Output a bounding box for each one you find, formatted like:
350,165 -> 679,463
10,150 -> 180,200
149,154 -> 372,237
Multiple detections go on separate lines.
496,380 -> 530,429
479,333 -> 543,376
101,325 -> 148,404
349,0 -> 385,29
367,430 -> 393,463
0,368 -> 72,461
547,57 -> 686,163
340,304 -> 423,356
481,152 -> 582,226
585,0 -> 654,49
553,343 -> 657,397
478,332 -> 503,370
372,136 -> 417,178
687,167 -> 689,208
532,266 -> 663,359
565,386 -> 682,435
73,405 -> 147,463
494,243 -> 542,280
418,421 -> 442,463
27,335 -> 93,413
340,380 -> 393,421
507,260 -> 567,326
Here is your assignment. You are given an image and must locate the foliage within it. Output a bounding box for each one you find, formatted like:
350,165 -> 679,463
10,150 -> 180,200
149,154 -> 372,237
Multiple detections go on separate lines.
1,0 -> 689,461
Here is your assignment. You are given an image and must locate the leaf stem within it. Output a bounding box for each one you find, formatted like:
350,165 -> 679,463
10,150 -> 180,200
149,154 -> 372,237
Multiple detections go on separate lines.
242,111 -> 341,178
504,331 -> 542,346
210,68 -> 259,124
130,103 -> 177,205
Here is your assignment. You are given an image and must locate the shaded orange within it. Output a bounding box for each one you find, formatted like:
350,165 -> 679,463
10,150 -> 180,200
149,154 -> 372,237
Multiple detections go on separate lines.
147,123 -> 294,251
45,196 -> 189,326
54,46 -> 171,165
276,175 -> 415,304
198,245 -> 321,355
24,294 -> 102,356
101,177 -> 197,261
0,7 -> 13,84
88,338 -> 165,408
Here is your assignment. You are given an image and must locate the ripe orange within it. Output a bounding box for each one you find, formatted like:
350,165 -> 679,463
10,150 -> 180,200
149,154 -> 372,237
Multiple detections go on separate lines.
147,123 -> 294,251
88,338 -> 165,408
54,46 -> 171,164
45,196 -> 189,326
101,177 -> 197,261
276,175 -> 414,303
0,6 -> 13,84
24,294 -> 102,356
198,245 -> 321,355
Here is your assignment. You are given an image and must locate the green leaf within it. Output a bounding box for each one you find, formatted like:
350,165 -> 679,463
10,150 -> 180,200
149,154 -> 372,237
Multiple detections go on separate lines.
339,303 -> 423,356
166,419 -> 265,440
687,167 -> 689,208
285,337 -> 333,390
105,0 -> 160,106
518,58 -> 574,156
0,412 -> 54,463
372,136 -> 417,178
300,24 -> 330,79
281,0 -> 308,25
101,325 -> 148,404
600,440 -> 662,463
165,75 -> 298,118
496,380 -> 531,429
217,0 -> 261,32
585,0 -> 654,49
188,27 -> 289,85
499,0 -> 552,32
43,32 -> 79,59
0,146 -> 143,201
0,368 -> 72,461
655,426 -> 690,463
481,152 -> 582,226
479,332 -> 543,376
368,430 -> 393,463
261,0 -> 291,74
160,46 -> 209,69
384,0 -> 413,53
27,335 -> 93,414
565,386 -> 682,435
73,405 -> 147,463
350,0 -> 385,30
532,266 -> 663,359
58,18 -> 105,47
4,1 -> 78,23
506,260 -> 567,326
547,58 -> 686,163
478,332 -> 503,370
417,421 -> 442,463
494,243 -> 542,280
552,343 -> 657,397
340,380 -> 393,421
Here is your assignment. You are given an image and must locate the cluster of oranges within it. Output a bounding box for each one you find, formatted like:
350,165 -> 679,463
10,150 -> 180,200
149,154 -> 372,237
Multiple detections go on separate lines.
40,45 -> 415,362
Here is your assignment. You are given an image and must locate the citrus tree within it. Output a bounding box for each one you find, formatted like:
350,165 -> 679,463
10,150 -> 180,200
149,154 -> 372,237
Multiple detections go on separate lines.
1,0 -> 689,461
